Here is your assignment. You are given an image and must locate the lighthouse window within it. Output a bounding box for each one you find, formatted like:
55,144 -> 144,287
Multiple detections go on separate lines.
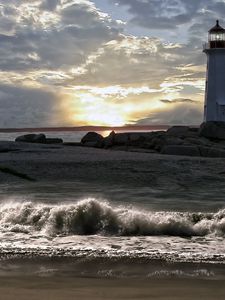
210,33 -> 225,41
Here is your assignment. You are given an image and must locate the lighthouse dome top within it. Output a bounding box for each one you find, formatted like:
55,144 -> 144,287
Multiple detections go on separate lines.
206,20 -> 225,49
209,20 -> 225,33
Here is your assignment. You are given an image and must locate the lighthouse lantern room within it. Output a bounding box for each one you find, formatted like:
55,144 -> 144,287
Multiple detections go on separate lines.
203,20 -> 225,122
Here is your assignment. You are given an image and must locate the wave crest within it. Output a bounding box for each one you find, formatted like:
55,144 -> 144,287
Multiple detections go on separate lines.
0,199 -> 224,237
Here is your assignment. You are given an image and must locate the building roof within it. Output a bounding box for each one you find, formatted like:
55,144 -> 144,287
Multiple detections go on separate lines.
209,20 -> 225,33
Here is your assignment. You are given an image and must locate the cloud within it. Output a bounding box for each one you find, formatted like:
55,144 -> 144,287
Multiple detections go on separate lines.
40,0 -> 60,11
0,84 -> 65,127
0,0 -> 212,127
0,0 -> 121,72
109,0 -> 220,31
160,98 -> 197,104
136,103 -> 203,125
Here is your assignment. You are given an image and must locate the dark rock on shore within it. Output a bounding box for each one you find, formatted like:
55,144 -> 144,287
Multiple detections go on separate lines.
15,134 -> 63,144
167,126 -> 198,138
81,132 -> 104,148
199,121 -> 225,140
79,121 -> 225,158
103,131 -> 115,148
15,134 -> 46,143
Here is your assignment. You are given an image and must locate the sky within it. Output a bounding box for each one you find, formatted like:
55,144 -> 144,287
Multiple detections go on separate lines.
0,0 -> 224,128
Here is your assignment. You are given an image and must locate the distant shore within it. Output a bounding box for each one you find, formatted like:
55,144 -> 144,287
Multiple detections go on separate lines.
0,125 -> 170,133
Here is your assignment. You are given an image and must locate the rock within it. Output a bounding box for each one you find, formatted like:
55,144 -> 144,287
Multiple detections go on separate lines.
199,121 -> 225,140
198,146 -> 211,157
81,132 -> 104,148
161,145 -> 200,157
114,133 -> 129,145
207,147 -> 225,158
45,138 -> 63,144
199,146 -> 225,158
103,131 -> 116,148
15,133 -> 46,143
167,126 -> 198,138
113,132 -> 151,146
149,134 -> 183,151
184,137 -> 211,147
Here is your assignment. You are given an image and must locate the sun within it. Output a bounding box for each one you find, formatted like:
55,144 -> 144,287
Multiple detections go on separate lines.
72,93 -> 126,126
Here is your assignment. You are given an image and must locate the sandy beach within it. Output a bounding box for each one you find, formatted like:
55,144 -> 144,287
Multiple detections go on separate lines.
1,276 -> 225,300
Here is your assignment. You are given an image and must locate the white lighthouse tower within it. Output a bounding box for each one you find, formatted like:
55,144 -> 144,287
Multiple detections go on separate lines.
203,20 -> 225,121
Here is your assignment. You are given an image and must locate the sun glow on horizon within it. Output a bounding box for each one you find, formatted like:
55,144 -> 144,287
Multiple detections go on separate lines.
61,81 -> 202,127
70,93 -> 126,126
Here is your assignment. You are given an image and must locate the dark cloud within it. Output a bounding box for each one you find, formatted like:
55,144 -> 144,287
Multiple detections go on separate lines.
0,84 -> 63,127
110,0 -> 225,58
110,0 -> 209,29
0,1 -> 120,71
160,98 -> 197,104
136,103 -> 203,125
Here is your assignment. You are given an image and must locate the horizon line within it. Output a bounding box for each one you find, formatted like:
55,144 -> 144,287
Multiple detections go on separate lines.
0,124 -> 200,133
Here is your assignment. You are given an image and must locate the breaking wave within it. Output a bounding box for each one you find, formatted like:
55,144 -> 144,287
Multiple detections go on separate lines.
0,199 -> 224,237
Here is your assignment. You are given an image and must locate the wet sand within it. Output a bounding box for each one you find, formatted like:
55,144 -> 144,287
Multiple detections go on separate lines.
0,276 -> 225,300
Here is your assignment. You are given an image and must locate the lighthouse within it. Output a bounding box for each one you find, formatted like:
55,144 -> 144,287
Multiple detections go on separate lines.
203,20 -> 225,122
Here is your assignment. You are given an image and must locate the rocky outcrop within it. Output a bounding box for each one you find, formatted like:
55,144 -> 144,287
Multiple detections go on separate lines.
199,121 -> 225,140
167,126 -> 198,138
80,122 -> 225,158
103,131 -> 115,148
81,132 -> 104,148
15,134 -> 64,144
15,134 -> 46,143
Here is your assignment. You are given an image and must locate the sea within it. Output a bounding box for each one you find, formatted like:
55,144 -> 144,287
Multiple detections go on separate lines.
0,130 -> 225,282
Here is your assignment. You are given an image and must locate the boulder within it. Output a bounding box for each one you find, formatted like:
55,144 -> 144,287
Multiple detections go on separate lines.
199,121 -> 225,140
167,126 -> 198,138
184,137 -> 211,147
103,131 -> 116,148
161,145 -> 200,157
149,135 -> 183,151
15,133 -> 46,143
113,133 -> 129,145
81,132 -> 104,148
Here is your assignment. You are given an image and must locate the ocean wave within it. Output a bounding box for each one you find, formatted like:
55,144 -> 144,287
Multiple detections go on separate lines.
0,199 -> 224,237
